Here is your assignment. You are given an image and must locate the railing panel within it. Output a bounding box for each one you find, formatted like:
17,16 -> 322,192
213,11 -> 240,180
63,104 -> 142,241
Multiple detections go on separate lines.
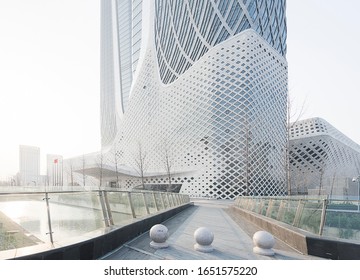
105,192 -> 134,225
323,200 -> 360,241
47,192 -> 105,242
234,196 -> 360,241
0,190 -> 189,255
260,199 -> 269,215
268,199 -> 281,219
162,193 -> 170,209
0,194 -> 46,251
298,200 -> 323,234
130,193 -> 148,218
277,200 -> 297,225
167,194 -> 174,207
144,192 -> 157,214
154,193 -> 165,210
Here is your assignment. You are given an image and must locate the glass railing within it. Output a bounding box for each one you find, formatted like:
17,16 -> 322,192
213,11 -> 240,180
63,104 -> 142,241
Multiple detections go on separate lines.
323,199 -> 360,240
0,189 -> 190,254
234,196 -> 360,242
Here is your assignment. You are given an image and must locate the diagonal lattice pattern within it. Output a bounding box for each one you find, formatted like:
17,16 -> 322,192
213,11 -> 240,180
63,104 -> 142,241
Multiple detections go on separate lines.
289,118 -> 360,194
110,29 -> 288,199
91,0 -> 289,199
154,0 -> 286,84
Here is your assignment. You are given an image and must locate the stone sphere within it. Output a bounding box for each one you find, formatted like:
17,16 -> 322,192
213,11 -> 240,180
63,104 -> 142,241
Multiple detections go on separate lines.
194,227 -> 214,246
149,224 -> 169,243
253,231 -> 275,249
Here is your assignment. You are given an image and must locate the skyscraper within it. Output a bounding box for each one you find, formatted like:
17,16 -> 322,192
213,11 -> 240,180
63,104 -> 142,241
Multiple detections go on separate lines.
19,145 -> 40,186
98,0 -> 288,198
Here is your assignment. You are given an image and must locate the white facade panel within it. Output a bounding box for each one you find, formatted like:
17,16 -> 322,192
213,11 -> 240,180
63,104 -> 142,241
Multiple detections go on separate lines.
95,0 -> 289,198
289,118 -> 360,196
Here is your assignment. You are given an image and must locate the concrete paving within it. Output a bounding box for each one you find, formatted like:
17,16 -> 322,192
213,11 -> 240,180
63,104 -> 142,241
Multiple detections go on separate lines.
102,199 -> 323,260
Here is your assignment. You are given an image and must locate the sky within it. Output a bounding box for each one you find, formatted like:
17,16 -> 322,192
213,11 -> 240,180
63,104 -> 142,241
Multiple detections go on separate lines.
0,0 -> 360,178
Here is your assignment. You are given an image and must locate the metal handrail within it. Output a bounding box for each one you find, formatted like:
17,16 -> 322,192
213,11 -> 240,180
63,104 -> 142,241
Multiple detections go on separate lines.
0,189 -> 190,253
234,196 -> 360,241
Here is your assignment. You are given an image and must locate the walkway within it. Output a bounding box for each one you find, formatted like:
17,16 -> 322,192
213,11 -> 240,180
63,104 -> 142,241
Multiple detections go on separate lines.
102,199 -> 322,260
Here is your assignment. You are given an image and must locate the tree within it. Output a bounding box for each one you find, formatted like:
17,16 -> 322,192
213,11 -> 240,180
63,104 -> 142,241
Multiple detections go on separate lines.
134,142 -> 147,189
96,149 -> 105,188
318,164 -> 326,196
66,159 -> 75,186
112,143 -> 122,188
285,92 -> 307,195
329,172 -> 337,200
161,139 -> 173,192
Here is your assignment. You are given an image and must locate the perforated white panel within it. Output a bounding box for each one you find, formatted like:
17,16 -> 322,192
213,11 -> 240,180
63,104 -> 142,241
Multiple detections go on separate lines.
107,29 -> 288,198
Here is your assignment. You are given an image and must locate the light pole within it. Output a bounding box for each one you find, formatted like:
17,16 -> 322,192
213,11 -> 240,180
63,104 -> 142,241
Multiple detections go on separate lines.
352,176 -> 360,212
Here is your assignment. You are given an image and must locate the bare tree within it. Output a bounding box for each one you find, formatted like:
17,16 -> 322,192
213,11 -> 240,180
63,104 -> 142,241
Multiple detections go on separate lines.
66,159 -> 75,186
329,172 -> 337,200
134,142 -> 147,189
161,139 -> 173,192
285,92 -> 307,195
97,150 -> 105,188
318,167 -> 325,196
112,143 -> 122,188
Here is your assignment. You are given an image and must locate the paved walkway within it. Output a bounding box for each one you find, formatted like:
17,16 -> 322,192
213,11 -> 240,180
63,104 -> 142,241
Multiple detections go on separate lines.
102,199 -> 322,260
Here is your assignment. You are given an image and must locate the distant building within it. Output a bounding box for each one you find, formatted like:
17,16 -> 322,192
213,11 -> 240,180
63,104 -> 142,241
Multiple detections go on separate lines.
63,152 -> 100,187
46,154 -> 63,186
289,118 -> 360,197
19,145 -> 40,186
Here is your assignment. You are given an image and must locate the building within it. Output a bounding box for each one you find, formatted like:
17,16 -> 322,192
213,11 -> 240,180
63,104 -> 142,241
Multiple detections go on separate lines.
99,0 -> 289,199
100,0 -> 143,149
46,154 -> 63,186
19,145 -> 40,186
68,0 -> 288,199
289,118 -> 360,197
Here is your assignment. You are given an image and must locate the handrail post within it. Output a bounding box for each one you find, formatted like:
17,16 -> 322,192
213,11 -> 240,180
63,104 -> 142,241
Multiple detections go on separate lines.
259,199 -> 265,214
169,194 -> 174,207
319,199 -> 328,235
166,193 -> 171,207
176,194 -> 181,205
127,192 -> 136,218
293,199 -> 304,227
276,200 -> 285,220
99,190 -> 110,227
160,193 -> 165,209
265,199 -> 273,217
143,193 -> 150,214
153,192 -> 159,211
174,194 -> 178,206
43,192 -> 54,244
103,191 -> 114,226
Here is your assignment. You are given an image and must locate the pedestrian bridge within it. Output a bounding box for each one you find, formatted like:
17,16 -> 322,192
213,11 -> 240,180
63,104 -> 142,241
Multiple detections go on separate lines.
0,188 -> 359,260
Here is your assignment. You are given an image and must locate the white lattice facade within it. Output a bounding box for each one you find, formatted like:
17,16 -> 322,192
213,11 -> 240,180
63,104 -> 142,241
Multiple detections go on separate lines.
289,118 -> 360,196
75,0 -> 289,199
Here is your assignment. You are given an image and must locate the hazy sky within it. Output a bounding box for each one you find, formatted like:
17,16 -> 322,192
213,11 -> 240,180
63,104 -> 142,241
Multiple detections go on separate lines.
0,0 -> 360,178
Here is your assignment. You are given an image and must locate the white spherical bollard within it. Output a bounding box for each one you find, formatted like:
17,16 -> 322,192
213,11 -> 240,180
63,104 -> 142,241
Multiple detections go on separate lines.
149,224 -> 169,249
194,227 -> 214,253
252,231 -> 275,256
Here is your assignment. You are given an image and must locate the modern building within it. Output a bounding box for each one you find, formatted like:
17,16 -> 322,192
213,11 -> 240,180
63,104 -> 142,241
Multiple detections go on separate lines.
289,117 -> 360,197
46,154 -> 63,186
19,145 -> 40,186
76,0 -> 287,199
